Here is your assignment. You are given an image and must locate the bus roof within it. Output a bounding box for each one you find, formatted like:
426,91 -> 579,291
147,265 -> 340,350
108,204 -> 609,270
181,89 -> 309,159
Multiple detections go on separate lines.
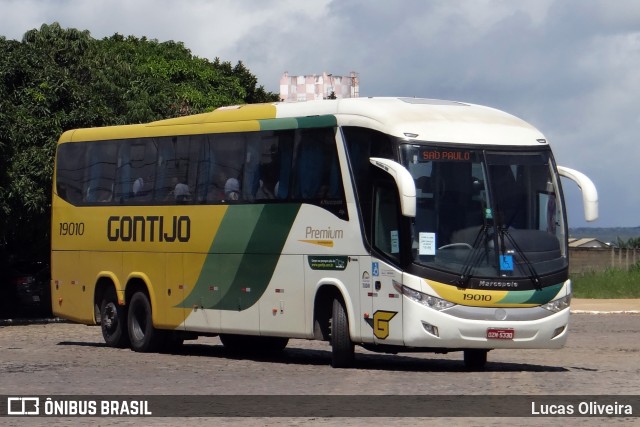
58,97 -> 547,146
277,97 -> 546,146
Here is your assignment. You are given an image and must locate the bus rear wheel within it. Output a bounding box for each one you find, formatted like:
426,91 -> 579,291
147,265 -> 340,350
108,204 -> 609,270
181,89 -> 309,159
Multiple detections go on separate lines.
127,291 -> 162,352
463,349 -> 488,370
330,297 -> 354,368
100,288 -> 129,348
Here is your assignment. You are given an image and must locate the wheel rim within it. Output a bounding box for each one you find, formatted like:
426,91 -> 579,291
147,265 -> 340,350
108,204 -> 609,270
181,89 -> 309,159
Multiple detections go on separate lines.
103,302 -> 118,333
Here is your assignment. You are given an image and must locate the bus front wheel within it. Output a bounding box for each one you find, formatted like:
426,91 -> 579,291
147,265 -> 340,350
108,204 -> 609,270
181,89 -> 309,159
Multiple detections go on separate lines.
100,288 -> 129,348
127,291 -> 162,352
463,349 -> 488,370
330,298 -> 354,368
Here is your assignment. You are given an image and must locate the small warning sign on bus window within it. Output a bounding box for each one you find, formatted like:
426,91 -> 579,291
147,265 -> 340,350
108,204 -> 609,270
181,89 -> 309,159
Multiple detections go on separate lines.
390,230 -> 399,254
500,254 -> 514,271
419,232 -> 436,255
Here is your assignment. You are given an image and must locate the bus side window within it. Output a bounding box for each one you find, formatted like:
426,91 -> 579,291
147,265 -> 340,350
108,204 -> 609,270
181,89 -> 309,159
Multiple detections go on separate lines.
130,139 -> 156,202
195,136 -> 215,203
343,127 -> 395,236
255,136 -> 279,200
155,136 -> 193,204
291,127 -> 347,219
216,133 -> 245,202
115,141 -> 131,203
299,128 -> 342,199
276,131 -> 294,200
85,141 -> 116,203
295,129 -> 324,198
373,183 -> 401,261
242,134 -> 262,201
56,143 -> 86,205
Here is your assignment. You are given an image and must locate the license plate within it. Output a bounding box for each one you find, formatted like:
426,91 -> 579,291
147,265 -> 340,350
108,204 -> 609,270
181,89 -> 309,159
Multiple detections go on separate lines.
487,328 -> 514,340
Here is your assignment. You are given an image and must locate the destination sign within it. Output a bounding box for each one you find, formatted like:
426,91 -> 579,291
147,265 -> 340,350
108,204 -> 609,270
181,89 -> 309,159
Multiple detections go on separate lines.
421,149 -> 471,162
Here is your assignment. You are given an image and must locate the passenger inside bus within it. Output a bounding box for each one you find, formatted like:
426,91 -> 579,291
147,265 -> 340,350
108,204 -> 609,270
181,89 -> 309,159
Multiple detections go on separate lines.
168,177 -> 191,203
224,178 -> 241,201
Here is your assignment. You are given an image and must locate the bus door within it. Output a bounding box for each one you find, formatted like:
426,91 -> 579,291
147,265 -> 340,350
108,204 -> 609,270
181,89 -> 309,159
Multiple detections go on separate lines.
365,259 -> 403,345
367,183 -> 404,346
358,256 -> 402,345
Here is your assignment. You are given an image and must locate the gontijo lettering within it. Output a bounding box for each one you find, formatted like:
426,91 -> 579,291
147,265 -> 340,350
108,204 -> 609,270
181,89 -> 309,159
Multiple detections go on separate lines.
107,215 -> 190,242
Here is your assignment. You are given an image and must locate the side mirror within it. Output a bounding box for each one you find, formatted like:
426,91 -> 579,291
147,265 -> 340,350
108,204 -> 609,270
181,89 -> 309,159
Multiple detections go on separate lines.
557,166 -> 598,222
370,158 -> 416,217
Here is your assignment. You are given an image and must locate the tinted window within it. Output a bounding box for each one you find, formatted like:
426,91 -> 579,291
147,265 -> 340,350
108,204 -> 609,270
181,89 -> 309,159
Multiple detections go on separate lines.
55,128 -> 347,219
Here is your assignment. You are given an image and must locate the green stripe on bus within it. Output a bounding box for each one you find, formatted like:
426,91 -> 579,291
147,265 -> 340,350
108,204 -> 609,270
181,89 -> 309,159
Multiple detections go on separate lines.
177,204 -> 301,311
259,118 -> 299,131
296,115 -> 337,129
497,283 -> 563,305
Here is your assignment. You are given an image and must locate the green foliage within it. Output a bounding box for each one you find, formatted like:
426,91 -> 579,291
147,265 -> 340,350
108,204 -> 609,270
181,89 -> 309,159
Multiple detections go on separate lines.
571,266 -> 640,298
0,23 -> 279,258
616,236 -> 640,249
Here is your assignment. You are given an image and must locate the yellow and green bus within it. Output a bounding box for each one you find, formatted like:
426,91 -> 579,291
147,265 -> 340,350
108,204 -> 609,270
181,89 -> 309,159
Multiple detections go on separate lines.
51,97 -> 597,369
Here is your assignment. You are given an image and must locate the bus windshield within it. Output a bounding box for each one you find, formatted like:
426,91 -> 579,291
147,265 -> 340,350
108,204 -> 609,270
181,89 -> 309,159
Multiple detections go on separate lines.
399,144 -> 567,283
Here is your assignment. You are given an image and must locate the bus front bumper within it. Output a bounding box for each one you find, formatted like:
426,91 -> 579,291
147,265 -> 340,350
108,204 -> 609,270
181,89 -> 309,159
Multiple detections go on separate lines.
401,297 -> 570,350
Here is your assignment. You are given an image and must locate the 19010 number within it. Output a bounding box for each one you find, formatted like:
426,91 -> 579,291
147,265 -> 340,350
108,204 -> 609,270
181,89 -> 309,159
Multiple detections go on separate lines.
59,222 -> 85,236
463,293 -> 492,302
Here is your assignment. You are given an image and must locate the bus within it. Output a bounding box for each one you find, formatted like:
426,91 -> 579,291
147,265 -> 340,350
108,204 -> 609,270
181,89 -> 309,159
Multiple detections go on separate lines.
51,97 -> 598,369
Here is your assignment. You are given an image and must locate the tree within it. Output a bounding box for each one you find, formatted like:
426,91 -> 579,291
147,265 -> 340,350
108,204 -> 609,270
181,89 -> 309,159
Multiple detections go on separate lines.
616,237 -> 640,249
0,23 -> 279,259
0,24 -> 95,257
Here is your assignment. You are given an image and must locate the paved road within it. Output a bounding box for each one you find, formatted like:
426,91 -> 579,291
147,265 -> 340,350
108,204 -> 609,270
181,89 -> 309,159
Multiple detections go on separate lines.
0,312 -> 638,426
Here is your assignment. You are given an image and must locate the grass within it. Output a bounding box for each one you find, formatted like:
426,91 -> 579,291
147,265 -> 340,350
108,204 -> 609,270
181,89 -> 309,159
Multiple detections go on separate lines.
571,264 -> 640,298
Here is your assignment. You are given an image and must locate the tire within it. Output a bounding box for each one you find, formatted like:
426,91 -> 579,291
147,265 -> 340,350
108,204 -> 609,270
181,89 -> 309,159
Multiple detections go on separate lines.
331,297 -> 354,368
219,334 -> 251,354
100,287 -> 129,348
259,336 -> 289,355
127,291 -> 162,352
464,349 -> 488,370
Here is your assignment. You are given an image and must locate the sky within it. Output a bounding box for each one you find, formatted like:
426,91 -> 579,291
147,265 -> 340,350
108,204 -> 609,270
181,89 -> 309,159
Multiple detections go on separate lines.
1,0 -> 639,228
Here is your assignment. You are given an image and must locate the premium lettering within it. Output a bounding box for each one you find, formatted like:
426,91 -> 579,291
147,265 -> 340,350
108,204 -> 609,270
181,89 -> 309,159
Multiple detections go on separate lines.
305,226 -> 344,240
107,215 -> 190,242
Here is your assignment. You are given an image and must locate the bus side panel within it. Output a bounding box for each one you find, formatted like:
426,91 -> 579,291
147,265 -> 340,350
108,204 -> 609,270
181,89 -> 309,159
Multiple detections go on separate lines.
220,301 -> 260,335
183,253 -> 220,333
90,250 -> 124,303
121,252 -> 186,330
51,250 -> 94,324
259,255 -> 306,337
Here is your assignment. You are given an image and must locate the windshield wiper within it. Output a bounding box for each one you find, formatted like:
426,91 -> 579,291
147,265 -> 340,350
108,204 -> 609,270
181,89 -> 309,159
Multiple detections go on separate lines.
499,227 -> 542,290
455,224 -> 490,288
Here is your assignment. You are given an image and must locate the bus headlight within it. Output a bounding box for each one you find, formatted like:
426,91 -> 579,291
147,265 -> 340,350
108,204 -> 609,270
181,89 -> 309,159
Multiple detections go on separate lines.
393,281 -> 455,311
542,294 -> 572,312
